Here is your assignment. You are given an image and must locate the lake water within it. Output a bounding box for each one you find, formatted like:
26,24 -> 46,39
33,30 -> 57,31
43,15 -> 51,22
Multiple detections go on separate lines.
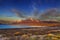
0,25 -> 47,29
0,25 -> 32,29
0,25 -> 60,30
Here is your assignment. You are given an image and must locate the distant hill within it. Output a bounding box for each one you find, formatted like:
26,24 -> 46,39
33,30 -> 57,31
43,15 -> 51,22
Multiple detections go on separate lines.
0,18 -> 60,26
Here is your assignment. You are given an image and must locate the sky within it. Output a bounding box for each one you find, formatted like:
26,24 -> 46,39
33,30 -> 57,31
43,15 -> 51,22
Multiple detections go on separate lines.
0,0 -> 60,29
0,0 -> 60,20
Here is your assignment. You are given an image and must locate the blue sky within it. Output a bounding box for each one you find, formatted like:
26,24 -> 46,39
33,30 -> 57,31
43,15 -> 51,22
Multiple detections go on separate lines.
0,0 -> 60,29
0,0 -> 60,20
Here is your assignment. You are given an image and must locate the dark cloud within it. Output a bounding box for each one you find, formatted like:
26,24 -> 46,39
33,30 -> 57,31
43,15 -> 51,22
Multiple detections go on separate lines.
40,8 -> 60,20
12,9 -> 26,18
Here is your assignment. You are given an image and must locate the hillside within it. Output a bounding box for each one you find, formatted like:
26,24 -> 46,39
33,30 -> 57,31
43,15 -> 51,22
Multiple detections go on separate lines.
12,18 -> 60,26
0,18 -> 60,27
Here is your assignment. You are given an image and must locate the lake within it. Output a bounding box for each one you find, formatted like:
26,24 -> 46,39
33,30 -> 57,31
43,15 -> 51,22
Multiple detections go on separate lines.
0,25 -> 32,29
0,25 -> 60,30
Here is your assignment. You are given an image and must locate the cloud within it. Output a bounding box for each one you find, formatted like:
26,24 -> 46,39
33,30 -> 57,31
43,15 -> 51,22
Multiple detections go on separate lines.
40,8 -> 60,20
31,2 -> 40,19
12,9 -> 26,18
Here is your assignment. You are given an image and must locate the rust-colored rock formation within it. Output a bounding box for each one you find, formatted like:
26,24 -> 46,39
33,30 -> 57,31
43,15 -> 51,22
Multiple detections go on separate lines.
12,18 -> 60,27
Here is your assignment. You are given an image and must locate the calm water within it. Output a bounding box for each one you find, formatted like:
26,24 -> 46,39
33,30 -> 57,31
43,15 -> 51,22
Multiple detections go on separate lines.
0,25 -> 60,30
0,25 -> 31,29
0,25 -> 46,29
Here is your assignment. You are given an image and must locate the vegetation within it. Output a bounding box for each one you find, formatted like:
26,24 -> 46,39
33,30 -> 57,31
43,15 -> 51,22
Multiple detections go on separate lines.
44,33 -> 60,40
